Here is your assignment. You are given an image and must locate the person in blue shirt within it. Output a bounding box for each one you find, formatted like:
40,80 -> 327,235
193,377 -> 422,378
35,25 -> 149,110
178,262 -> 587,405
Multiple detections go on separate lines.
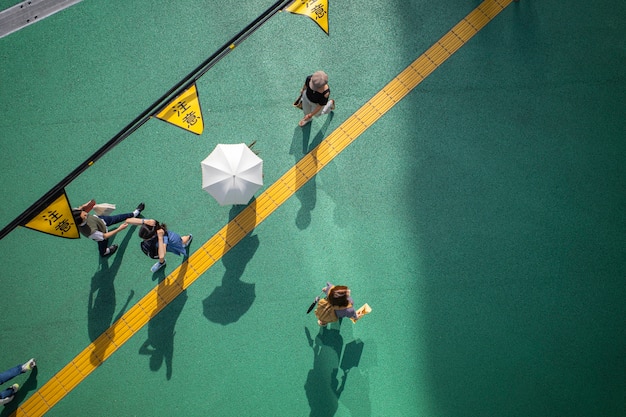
137,219 -> 192,273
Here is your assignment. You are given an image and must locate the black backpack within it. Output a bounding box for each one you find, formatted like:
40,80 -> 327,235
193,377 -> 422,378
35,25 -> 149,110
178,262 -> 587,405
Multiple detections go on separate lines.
140,236 -> 159,259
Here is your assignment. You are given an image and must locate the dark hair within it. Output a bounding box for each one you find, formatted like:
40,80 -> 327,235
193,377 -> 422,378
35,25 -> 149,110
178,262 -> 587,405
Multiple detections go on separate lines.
138,221 -> 166,240
328,285 -> 350,307
72,209 -> 83,224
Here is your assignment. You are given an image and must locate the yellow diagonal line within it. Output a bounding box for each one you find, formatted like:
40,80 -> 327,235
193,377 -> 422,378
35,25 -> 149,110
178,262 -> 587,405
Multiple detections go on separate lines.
12,0 -> 512,415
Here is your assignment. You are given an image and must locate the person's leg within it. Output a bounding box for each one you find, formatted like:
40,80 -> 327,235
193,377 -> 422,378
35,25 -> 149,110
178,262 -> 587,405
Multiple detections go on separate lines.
0,365 -> 21,385
0,385 -> 17,401
99,212 -> 135,227
97,239 -> 110,257
99,203 -> 144,226
300,94 -> 315,126
0,365 -> 20,400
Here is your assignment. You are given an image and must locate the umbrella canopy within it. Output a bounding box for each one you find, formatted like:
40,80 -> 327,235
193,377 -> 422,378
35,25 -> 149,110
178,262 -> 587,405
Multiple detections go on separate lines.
201,143 -> 263,205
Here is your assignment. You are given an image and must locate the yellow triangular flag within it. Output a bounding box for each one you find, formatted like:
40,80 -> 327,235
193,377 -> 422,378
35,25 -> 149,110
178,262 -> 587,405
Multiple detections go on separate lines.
285,0 -> 329,35
155,83 -> 204,135
24,191 -> 80,239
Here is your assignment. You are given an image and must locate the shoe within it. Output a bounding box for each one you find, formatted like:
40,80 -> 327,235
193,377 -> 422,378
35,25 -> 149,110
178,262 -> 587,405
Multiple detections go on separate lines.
184,234 -> 193,248
103,244 -> 118,257
10,384 -> 19,393
22,358 -> 36,372
151,260 -> 166,273
0,396 -> 14,405
134,202 -> 145,217
298,117 -> 312,127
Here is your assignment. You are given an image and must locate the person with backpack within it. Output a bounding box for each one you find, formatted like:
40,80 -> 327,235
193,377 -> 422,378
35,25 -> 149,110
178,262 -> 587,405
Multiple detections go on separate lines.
314,282 -> 360,326
137,219 -> 192,273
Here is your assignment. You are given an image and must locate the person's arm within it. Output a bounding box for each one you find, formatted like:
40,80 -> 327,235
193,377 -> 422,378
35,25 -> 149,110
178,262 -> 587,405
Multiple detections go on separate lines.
125,218 -> 156,226
337,305 -> 358,320
102,222 -> 128,239
347,298 -> 359,319
157,229 -> 166,263
321,282 -> 333,295
303,90 -> 330,121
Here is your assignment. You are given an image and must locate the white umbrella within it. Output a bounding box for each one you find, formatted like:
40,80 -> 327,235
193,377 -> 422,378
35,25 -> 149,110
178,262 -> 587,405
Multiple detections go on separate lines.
201,143 -> 263,205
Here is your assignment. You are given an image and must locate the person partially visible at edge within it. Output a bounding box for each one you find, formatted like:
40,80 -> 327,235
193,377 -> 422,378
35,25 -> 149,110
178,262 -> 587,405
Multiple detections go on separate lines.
138,220 -> 193,273
72,200 -> 144,257
315,282 -> 361,326
298,70 -> 335,127
0,358 -> 36,405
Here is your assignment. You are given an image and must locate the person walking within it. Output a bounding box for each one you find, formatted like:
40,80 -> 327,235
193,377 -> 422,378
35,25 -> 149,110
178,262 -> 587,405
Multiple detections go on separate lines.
297,70 -> 335,127
0,358 -> 36,405
314,282 -> 361,326
72,200 -> 144,257
137,219 -> 192,273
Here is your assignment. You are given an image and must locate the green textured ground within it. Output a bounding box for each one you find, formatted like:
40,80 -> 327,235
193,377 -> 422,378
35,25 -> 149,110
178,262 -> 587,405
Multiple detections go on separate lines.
1,1 -> 625,416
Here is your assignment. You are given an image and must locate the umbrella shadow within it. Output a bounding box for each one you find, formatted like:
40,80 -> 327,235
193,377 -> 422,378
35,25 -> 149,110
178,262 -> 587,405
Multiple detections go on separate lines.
203,205 -> 258,325
289,113 -> 334,230
88,227 -> 135,367
0,367 -> 38,416
138,262 -> 188,380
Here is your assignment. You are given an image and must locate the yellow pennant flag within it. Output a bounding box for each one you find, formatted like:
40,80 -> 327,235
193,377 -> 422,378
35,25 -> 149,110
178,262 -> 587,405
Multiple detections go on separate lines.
285,0 -> 329,35
24,191 -> 80,239
155,83 -> 204,135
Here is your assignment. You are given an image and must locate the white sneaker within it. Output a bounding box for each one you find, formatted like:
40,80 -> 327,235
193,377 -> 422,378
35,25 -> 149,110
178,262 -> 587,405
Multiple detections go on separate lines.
22,358 -> 36,372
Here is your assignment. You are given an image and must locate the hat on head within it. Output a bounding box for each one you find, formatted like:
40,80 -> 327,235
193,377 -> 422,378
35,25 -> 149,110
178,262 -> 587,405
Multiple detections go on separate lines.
310,71 -> 328,90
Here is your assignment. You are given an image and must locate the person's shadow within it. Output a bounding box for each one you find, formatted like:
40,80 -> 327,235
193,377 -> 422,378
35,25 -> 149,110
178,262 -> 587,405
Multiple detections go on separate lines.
304,324 -> 345,417
202,205 -> 258,325
138,262 -> 188,380
304,324 -> 367,417
289,113 -> 334,229
0,367 -> 38,416
88,227 -> 135,366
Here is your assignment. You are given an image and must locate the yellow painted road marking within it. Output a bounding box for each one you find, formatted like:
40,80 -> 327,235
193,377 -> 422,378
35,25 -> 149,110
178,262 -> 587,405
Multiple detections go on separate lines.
12,0 -> 512,415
